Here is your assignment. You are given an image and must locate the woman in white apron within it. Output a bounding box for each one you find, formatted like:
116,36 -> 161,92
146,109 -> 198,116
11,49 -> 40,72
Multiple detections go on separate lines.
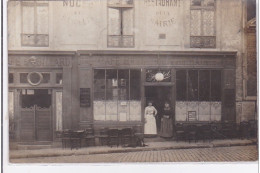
144,101 -> 158,135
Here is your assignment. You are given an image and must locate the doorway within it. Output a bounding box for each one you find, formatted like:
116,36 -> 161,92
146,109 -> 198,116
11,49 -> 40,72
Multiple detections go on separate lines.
20,89 -> 52,141
145,86 -> 173,132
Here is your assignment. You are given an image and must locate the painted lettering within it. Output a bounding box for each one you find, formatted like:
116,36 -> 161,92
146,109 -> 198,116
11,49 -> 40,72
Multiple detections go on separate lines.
63,0 -> 81,7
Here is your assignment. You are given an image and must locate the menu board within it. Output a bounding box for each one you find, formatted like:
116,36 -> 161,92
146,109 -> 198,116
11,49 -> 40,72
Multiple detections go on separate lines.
80,88 -> 91,107
188,111 -> 197,121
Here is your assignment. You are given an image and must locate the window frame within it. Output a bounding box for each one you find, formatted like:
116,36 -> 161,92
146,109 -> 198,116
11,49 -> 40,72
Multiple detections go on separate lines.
175,69 -> 222,102
93,68 -> 141,101
21,1 -> 49,47
107,0 -> 135,48
190,0 -> 216,48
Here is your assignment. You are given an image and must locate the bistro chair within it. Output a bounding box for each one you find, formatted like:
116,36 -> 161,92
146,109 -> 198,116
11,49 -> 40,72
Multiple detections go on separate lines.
107,128 -> 119,147
61,129 -> 72,149
220,121 -> 237,139
210,121 -> 222,140
197,124 -> 212,142
240,121 -> 250,139
119,128 -> 134,147
186,125 -> 198,143
175,123 -> 186,142
248,120 -> 257,138
97,128 -> 109,146
70,130 -> 84,150
83,128 -> 95,147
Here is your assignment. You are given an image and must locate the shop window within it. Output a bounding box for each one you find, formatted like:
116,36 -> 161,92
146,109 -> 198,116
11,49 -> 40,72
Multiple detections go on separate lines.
176,70 -> 187,101
188,70 -> 198,101
94,70 -> 106,100
20,73 -> 29,83
9,73 -> 14,84
190,0 -> 216,48
56,91 -> 62,131
210,70 -> 221,101
106,69 -> 118,100
41,73 -> 50,83
176,69 -> 221,101
56,73 -> 63,84
130,69 -> 141,100
107,0 -> 134,47
21,1 -> 49,47
94,69 -> 141,101
199,70 -> 210,101
118,69 -> 129,100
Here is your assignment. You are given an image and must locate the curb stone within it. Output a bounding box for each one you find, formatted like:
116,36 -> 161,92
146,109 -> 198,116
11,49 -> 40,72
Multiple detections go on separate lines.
10,140 -> 256,159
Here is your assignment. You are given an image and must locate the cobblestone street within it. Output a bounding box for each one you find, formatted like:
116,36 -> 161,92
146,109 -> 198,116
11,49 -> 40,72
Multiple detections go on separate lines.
11,145 -> 258,163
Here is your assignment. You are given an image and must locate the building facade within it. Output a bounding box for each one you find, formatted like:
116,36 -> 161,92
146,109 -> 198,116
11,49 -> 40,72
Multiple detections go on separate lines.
8,0 -> 257,142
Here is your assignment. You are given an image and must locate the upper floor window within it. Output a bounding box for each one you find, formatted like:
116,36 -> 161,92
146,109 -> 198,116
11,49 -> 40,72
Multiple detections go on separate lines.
107,0 -> 134,48
21,1 -> 49,47
190,0 -> 216,48
247,0 -> 256,21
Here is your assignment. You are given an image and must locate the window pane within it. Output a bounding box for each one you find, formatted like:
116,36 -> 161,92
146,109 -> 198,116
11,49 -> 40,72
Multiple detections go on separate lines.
202,10 -> 215,36
42,73 -> 50,83
94,70 -> 105,100
188,70 -> 198,101
176,70 -> 187,101
211,70 -> 221,101
108,8 -> 121,35
106,69 -> 118,100
20,73 -> 28,83
122,8 -> 133,35
118,69 -> 129,100
9,73 -> 14,83
22,5 -> 34,34
190,10 -> 202,36
56,73 -> 63,84
130,69 -> 141,100
199,70 -> 210,101
36,5 -> 48,34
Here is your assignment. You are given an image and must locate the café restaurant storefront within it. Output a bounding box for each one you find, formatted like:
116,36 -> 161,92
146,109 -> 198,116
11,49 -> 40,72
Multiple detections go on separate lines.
9,50 -> 236,142
78,50 -> 237,134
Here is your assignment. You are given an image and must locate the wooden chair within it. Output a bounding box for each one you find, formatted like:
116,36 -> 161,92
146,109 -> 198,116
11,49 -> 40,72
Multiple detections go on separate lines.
186,125 -> 198,143
240,121 -> 250,139
70,131 -> 84,150
120,128 -> 134,147
175,123 -> 186,142
83,128 -> 95,147
61,129 -> 72,149
97,128 -> 109,146
107,128 -> 119,147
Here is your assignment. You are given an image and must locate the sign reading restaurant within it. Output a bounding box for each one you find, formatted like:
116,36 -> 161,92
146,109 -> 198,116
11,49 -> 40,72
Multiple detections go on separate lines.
145,0 -> 182,7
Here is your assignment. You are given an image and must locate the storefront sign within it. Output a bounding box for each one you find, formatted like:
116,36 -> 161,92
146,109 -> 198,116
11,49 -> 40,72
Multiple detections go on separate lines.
8,56 -> 71,67
80,88 -> 91,107
79,55 -> 235,68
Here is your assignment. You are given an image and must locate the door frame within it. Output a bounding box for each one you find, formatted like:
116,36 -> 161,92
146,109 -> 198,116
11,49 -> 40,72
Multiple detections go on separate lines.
18,88 -> 53,142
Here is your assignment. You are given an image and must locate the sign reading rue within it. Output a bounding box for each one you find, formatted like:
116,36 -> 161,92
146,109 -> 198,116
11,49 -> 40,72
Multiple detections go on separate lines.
80,88 -> 91,107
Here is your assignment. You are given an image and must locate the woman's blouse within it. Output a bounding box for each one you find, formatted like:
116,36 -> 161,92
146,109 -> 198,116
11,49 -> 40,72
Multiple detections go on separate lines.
162,107 -> 173,118
145,106 -> 157,116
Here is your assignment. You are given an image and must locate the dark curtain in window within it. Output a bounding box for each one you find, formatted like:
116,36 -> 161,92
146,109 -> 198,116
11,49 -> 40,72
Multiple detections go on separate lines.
188,70 -> 198,101
210,70 -> 221,101
199,70 -> 210,101
176,70 -> 187,101
94,69 -> 105,100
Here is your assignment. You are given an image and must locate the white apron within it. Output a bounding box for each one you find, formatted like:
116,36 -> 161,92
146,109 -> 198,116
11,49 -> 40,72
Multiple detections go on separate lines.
144,106 -> 157,135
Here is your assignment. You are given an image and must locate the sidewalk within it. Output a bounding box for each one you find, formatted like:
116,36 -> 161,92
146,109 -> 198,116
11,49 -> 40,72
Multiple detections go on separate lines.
9,138 -> 257,159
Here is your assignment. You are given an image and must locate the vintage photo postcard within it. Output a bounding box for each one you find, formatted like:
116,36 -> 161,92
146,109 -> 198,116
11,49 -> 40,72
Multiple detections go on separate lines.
3,0 -> 258,171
